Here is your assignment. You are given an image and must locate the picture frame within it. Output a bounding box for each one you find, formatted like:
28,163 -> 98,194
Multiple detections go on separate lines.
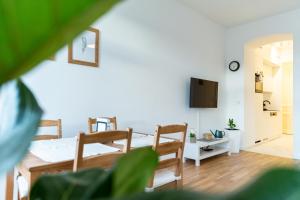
68,27 -> 100,67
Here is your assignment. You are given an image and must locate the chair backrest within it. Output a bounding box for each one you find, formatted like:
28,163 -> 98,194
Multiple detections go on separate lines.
88,116 -> 117,133
73,128 -> 132,172
148,123 -> 188,187
34,119 -> 62,141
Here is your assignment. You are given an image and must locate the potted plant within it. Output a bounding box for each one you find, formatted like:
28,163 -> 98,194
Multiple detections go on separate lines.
190,131 -> 197,143
227,118 -> 238,130
225,118 -> 241,153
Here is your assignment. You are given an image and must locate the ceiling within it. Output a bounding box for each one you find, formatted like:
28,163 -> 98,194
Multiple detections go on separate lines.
179,0 -> 300,27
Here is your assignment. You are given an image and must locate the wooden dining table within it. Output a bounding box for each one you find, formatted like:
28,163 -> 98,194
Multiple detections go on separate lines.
6,132 -> 175,200
6,150 -> 77,200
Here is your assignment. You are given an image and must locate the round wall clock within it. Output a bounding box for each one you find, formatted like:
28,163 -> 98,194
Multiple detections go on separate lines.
229,61 -> 240,72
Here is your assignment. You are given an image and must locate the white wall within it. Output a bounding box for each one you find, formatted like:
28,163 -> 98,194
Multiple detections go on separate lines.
20,0 -> 226,138
225,9 -> 300,158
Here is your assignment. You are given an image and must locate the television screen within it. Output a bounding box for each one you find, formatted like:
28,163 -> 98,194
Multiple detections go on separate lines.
190,78 -> 218,108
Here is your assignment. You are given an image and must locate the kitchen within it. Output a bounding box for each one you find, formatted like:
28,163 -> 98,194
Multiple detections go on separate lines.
246,40 -> 293,158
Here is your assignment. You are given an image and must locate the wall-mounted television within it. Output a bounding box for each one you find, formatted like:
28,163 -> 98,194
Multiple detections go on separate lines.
189,78 -> 218,108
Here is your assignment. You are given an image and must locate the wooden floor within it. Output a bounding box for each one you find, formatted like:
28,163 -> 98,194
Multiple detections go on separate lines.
182,151 -> 299,194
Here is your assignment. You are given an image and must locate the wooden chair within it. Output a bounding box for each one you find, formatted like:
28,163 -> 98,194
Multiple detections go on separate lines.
16,119 -> 62,200
88,116 -> 117,134
73,128 -> 132,172
146,123 -> 188,191
34,119 -> 62,140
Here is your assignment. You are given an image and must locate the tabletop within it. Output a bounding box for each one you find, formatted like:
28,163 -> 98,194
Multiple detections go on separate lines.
19,132 -> 175,172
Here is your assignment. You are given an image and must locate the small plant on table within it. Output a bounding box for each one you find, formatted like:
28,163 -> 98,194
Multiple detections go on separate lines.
190,132 -> 196,143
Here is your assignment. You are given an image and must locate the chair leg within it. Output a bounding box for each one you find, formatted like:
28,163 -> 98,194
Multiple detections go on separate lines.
16,172 -> 29,200
18,190 -> 28,200
5,170 -> 14,200
176,179 -> 183,189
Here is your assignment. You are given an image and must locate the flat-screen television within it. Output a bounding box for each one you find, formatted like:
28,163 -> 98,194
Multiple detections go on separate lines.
189,78 -> 218,108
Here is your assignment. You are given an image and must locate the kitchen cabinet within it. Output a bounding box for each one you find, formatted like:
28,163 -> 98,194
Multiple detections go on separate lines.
263,59 -> 280,93
263,111 -> 282,141
263,62 -> 274,93
263,76 -> 273,93
269,111 -> 282,139
256,110 -> 282,143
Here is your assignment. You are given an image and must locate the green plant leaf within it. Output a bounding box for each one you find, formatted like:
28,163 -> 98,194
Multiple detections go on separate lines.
113,168 -> 300,200
0,0 -> 121,85
118,190 -> 221,200
112,148 -> 158,198
30,168 -> 112,200
227,168 -> 300,200
31,148 -> 158,199
0,79 -> 43,174
30,151 -> 300,200
82,148 -> 159,198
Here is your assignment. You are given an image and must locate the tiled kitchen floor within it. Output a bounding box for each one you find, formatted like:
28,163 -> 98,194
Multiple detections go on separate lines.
246,134 -> 293,158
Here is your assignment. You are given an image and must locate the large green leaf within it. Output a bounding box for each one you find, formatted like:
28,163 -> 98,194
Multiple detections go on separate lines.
84,147 -> 159,198
228,167 -> 300,200
0,79 -> 43,174
30,168 -> 112,200
82,148 -> 158,198
120,167 -> 300,200
112,147 -> 158,197
30,148 -> 159,199
0,0 -> 121,84
31,160 -> 300,200
118,190 -> 220,200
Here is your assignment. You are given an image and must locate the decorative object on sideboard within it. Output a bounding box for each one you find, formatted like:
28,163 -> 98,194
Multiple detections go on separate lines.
189,129 -> 197,143
68,27 -> 100,67
210,129 -> 225,138
203,132 -> 214,141
255,71 -> 264,93
229,61 -> 240,72
201,146 -> 214,152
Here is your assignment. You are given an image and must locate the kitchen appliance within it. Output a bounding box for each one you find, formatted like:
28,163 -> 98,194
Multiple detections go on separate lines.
263,100 -> 271,111
255,72 -> 263,93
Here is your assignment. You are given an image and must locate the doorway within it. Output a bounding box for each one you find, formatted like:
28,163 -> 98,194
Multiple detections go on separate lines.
244,36 -> 294,158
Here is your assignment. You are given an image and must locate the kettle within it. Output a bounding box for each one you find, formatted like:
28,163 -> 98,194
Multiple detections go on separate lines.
210,130 -> 225,139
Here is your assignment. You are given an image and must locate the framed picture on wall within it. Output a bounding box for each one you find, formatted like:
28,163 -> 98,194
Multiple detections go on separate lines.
68,27 -> 100,67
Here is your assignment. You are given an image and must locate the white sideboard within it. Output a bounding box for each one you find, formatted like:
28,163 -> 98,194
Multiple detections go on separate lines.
184,137 -> 230,166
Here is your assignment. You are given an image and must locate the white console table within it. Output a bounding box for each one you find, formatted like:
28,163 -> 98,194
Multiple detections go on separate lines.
184,137 -> 230,166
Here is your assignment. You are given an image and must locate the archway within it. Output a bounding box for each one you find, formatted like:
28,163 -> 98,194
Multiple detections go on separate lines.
243,34 -> 294,158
